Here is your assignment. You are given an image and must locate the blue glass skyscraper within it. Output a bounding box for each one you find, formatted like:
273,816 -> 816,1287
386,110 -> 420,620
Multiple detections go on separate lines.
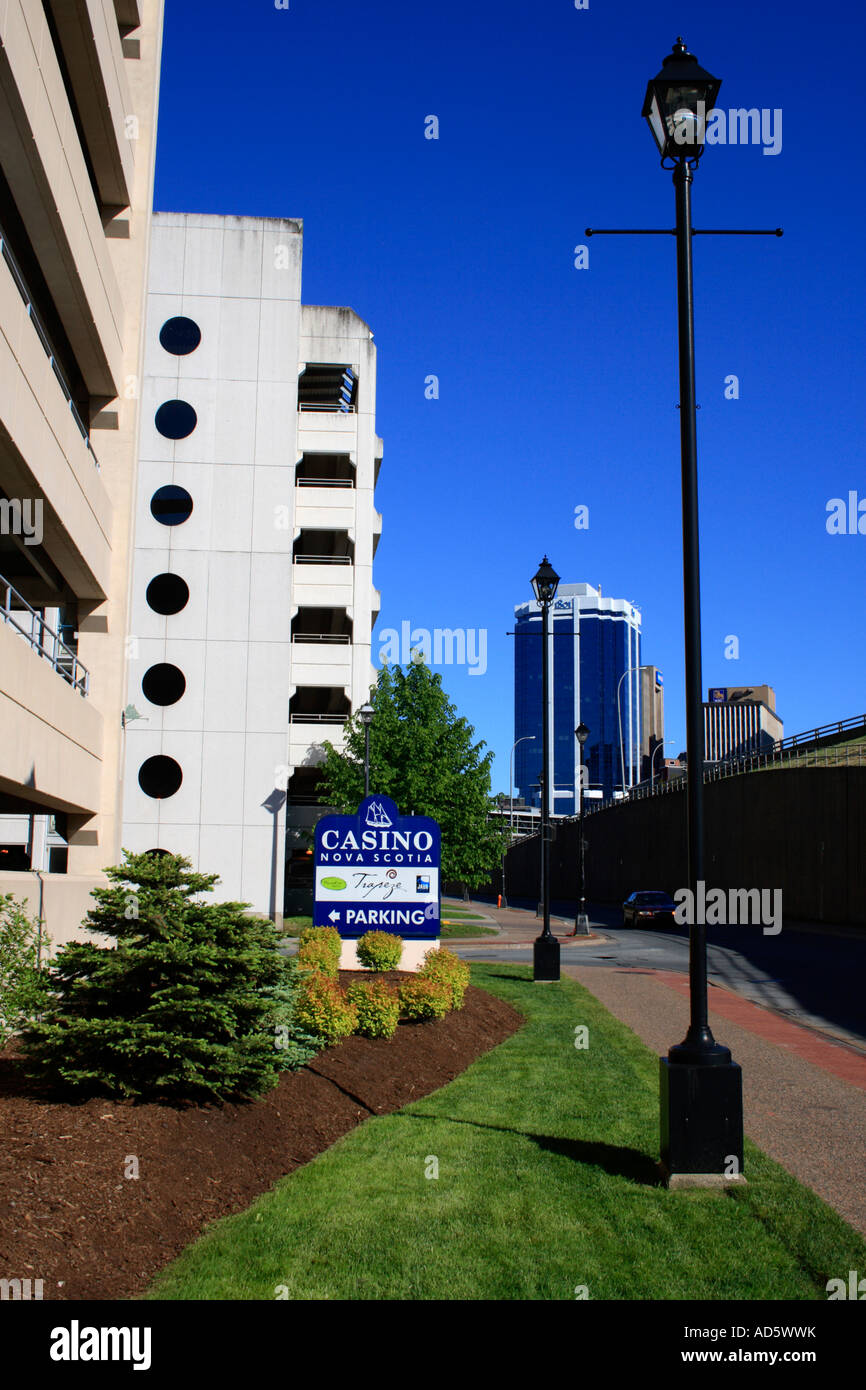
513,583 -> 642,813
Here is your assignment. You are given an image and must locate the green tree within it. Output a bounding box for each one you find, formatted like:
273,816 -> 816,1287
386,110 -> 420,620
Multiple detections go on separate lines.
21,850 -> 318,1100
316,659 -> 510,891
0,894 -> 50,1047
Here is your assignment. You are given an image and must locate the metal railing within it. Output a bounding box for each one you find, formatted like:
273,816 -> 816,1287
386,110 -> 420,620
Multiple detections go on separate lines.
581,735 -> 866,820
292,554 -> 353,565
0,227 -> 99,470
291,633 -> 351,644
289,712 -> 347,724
506,719 -> 866,840
774,713 -> 866,754
295,477 -> 355,488
1,575 -> 88,696
298,402 -> 357,414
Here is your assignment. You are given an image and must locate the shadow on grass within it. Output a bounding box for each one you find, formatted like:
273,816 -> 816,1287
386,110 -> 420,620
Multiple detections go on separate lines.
404,1111 -> 661,1187
479,971 -> 540,984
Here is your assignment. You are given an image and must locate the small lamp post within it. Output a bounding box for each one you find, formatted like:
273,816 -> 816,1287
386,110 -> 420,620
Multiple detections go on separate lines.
643,39 -> 743,1185
651,739 -> 677,788
358,702 -> 374,797
531,556 -> 560,982
573,722 -> 590,935
502,734 -> 536,909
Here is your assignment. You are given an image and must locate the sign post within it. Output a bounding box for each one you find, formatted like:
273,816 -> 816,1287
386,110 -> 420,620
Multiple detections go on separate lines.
314,794 -> 441,971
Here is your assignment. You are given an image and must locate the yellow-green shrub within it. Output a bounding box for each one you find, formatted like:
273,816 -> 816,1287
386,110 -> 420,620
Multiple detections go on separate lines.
297,937 -> 339,979
298,925 -> 341,974
420,946 -> 471,1009
295,974 -> 357,1043
346,979 -> 400,1039
355,931 -> 403,972
398,976 -> 450,1021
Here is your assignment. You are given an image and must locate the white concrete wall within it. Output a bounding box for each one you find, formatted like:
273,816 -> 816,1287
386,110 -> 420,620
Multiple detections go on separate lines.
123,214 -> 302,921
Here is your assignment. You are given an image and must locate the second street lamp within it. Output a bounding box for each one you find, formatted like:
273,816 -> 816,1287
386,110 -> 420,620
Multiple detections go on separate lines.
573,722 -> 590,936
531,556 -> 560,982
503,734 -> 536,909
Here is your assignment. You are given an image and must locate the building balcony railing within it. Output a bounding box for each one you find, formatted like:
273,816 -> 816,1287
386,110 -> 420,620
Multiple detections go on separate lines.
0,227 -> 98,470
291,633 -> 351,644
292,554 -> 352,566
289,712 -> 347,724
298,402 -> 356,414
1,574 -> 89,696
295,477 -> 355,489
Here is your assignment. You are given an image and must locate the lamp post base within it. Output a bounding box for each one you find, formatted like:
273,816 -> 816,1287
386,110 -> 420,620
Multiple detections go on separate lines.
533,934 -> 560,982
659,1056 -> 744,1182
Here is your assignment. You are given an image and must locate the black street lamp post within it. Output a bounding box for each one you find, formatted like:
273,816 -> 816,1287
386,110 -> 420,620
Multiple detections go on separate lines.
532,557 -> 560,982
642,39 -> 744,1182
573,722 -> 590,936
358,702 -> 374,797
587,36 -> 781,1183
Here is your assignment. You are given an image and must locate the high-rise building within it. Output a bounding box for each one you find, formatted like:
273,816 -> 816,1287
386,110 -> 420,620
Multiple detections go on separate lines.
513,582 -> 642,812
122,213 -> 382,924
640,664 -> 665,781
0,2 -> 164,944
703,685 -> 782,762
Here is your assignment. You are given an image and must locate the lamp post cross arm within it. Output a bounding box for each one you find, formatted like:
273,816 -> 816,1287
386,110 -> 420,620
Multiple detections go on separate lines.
585,227 -> 783,237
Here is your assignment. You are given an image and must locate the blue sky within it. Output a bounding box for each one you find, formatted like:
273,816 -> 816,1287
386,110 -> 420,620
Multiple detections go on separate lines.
154,0 -> 866,793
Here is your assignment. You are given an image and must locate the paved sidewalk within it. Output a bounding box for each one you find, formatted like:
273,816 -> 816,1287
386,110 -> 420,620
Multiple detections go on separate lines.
444,899 -> 866,1237
566,965 -> 866,1237
442,898 -> 600,947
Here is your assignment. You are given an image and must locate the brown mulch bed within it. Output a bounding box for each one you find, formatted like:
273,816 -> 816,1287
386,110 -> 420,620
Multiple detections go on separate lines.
0,980 -> 521,1301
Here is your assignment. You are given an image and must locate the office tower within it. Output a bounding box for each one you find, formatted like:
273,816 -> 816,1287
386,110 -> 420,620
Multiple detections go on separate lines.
513,582 -> 642,812
703,685 -> 783,762
640,664 -> 665,781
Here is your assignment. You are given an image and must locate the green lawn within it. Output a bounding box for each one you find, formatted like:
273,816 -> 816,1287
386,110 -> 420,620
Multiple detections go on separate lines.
281,915 -> 312,938
440,922 -> 497,939
145,965 -> 866,1301
440,903 -> 497,937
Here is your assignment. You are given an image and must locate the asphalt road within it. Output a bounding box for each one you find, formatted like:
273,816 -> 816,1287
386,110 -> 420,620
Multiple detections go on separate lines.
455,900 -> 866,1052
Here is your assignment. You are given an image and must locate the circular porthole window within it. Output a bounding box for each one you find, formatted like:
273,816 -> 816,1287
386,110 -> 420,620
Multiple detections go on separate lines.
146,573 -> 190,615
138,756 -> 183,800
150,485 -> 193,526
159,316 -> 201,356
155,399 -> 197,439
141,663 -> 186,707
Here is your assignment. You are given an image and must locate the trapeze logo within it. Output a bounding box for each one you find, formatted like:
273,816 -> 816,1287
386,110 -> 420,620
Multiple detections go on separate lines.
49,1321 -> 152,1371
365,800 -> 392,828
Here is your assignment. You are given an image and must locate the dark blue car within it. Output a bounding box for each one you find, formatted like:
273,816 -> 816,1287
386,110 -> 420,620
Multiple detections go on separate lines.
622,890 -> 677,927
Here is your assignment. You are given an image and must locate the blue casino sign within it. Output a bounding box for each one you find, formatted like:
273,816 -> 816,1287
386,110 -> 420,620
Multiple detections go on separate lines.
313,794 -> 441,939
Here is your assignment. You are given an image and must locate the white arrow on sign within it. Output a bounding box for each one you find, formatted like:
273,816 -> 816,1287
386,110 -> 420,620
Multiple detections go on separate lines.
328,909 -> 340,923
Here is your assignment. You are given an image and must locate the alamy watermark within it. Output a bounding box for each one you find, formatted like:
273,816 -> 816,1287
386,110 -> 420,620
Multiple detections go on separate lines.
670,103 -> 782,156
0,497 -> 42,546
1,1277 -> 43,1300
674,882 -> 782,935
826,492 -> 866,534
827,1270 -> 866,1299
379,621 -> 487,676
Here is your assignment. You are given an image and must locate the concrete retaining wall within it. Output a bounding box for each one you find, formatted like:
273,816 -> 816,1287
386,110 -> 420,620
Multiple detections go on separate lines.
503,768 -> 866,925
